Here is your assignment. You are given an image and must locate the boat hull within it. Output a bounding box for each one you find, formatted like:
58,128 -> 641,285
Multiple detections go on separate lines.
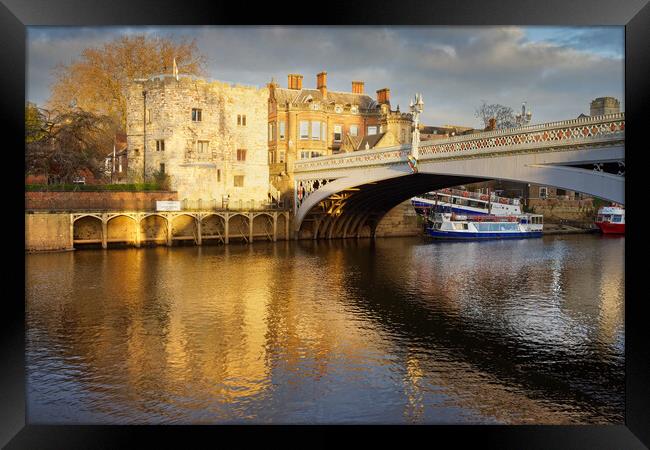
425,228 -> 542,240
595,222 -> 625,234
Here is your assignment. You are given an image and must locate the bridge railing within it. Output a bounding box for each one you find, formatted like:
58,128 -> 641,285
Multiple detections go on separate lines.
180,198 -> 285,211
294,113 -> 625,173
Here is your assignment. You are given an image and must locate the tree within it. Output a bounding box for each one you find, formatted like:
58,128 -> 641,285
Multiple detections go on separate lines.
475,101 -> 517,130
47,35 -> 207,131
26,103 -> 47,143
26,107 -> 117,184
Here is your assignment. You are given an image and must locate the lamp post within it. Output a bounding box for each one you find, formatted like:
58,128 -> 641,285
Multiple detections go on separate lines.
515,102 -> 532,127
408,93 -> 424,173
142,89 -> 147,183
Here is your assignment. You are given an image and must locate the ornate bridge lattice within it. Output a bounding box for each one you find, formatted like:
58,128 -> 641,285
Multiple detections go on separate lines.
293,113 -> 624,239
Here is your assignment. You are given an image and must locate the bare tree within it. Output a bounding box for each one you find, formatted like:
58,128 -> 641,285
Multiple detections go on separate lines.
475,101 -> 517,130
47,34 -> 207,131
26,106 -> 117,184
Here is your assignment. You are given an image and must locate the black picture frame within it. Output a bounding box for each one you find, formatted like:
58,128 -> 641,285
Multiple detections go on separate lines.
3,0 -> 649,447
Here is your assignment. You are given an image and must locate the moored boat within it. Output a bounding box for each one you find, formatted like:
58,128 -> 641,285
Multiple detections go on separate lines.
412,188 -> 522,218
595,206 -> 625,234
425,212 -> 543,240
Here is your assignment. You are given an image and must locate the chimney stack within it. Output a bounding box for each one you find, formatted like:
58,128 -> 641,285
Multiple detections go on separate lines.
288,74 -> 303,90
352,81 -> 365,94
317,72 -> 327,98
486,117 -> 497,131
376,88 -> 390,105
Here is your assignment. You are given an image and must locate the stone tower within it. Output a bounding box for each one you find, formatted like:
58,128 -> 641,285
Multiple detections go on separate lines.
590,97 -> 620,116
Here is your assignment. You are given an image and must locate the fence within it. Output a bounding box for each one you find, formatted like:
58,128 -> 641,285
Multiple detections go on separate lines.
180,197 -> 285,211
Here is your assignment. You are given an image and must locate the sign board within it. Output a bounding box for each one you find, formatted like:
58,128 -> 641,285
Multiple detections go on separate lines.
156,200 -> 181,211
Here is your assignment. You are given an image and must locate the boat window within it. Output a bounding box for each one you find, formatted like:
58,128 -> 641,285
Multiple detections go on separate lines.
612,215 -> 622,223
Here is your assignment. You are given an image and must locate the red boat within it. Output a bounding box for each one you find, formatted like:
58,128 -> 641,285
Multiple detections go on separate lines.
595,206 -> 625,234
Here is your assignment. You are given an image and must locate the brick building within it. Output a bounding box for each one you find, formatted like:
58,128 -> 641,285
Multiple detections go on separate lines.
267,72 -> 413,205
125,75 -> 270,206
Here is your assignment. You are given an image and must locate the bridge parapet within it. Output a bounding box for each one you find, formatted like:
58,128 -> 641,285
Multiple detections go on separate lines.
294,113 -> 625,174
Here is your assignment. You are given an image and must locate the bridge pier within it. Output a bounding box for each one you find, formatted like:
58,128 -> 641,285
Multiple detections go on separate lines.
101,215 -> 108,249
135,216 -> 141,248
196,217 -> 202,246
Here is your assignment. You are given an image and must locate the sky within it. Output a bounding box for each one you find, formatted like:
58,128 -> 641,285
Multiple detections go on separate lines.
26,26 -> 624,128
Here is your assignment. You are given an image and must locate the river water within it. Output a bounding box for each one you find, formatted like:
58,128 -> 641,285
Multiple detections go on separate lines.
26,234 -> 624,424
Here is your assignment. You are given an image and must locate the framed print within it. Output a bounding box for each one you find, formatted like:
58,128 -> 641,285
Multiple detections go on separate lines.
3,0 -> 649,447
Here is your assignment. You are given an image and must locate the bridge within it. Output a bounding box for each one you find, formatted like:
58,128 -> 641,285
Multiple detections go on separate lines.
293,113 -> 625,239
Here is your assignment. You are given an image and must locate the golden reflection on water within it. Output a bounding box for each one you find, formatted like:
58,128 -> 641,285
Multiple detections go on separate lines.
26,235 -> 625,424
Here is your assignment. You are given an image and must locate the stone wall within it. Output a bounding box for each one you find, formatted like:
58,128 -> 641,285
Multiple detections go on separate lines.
126,76 -> 270,205
25,213 -> 72,252
375,200 -> 421,237
527,198 -> 595,223
26,191 -> 178,211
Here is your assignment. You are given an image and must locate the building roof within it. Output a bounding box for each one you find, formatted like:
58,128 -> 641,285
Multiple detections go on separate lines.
342,132 -> 387,151
272,87 -> 378,110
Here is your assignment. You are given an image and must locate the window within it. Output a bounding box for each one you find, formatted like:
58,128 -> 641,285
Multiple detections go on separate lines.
335,105 -> 342,113
539,187 -> 548,198
196,140 -> 209,153
367,126 -> 377,135
401,129 -> 406,142
269,123 -> 275,141
217,169 -> 221,182
300,121 -> 309,139
334,125 -> 342,142
118,156 -> 123,173
159,163 -> 165,174
279,151 -> 285,163
146,109 -> 151,124
269,151 -> 276,164
279,121 -> 286,139
192,108 -> 202,122
237,149 -> 247,161
311,121 -> 321,140
234,175 -> 244,187
156,139 -> 165,151
322,122 -> 327,141
237,114 -> 247,126
300,151 -> 311,159
350,125 -> 358,137
351,106 -> 358,113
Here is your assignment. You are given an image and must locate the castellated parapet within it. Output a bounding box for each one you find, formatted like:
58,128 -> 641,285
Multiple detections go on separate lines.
126,75 -> 270,205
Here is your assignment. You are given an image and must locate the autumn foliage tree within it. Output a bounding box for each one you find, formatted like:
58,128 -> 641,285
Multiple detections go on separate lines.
47,35 -> 207,131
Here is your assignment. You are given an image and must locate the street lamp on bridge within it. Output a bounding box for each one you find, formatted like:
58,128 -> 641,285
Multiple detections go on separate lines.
408,93 -> 424,173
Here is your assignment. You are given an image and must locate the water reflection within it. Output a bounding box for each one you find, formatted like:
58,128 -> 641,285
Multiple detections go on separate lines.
26,235 -> 624,424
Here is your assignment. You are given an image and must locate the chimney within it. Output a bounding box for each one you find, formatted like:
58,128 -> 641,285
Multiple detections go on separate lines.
317,72 -> 327,98
376,88 -> 390,105
486,117 -> 497,131
288,74 -> 303,90
352,81 -> 365,94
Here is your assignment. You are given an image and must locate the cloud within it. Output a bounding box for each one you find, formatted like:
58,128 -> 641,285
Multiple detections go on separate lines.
27,26 -> 624,127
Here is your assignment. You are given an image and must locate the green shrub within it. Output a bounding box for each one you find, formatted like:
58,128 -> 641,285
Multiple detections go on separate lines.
25,183 -> 170,192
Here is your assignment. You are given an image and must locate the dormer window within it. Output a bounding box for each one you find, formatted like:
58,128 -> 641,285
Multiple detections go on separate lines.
334,105 -> 342,113
351,106 -> 359,113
